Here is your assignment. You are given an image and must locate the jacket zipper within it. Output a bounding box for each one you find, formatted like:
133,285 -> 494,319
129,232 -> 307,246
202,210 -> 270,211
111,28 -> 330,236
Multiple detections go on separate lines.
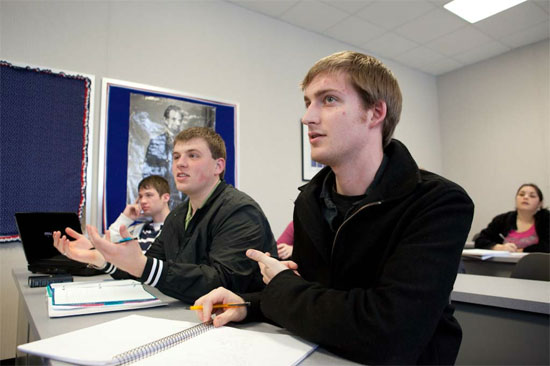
331,201 -> 383,259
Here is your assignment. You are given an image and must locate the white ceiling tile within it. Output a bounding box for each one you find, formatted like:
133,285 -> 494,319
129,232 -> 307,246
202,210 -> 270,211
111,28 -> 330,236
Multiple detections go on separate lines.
499,21 -> 550,48
422,57 -> 464,75
321,0 -> 374,14
228,0 -> 299,17
394,8 -> 468,43
224,0 -> 549,75
473,1 -> 548,40
392,45 -> 446,69
356,0 -> 436,30
280,0 -> 350,32
362,32 -> 419,58
453,41 -> 511,64
325,15 -> 386,46
426,25 -> 494,56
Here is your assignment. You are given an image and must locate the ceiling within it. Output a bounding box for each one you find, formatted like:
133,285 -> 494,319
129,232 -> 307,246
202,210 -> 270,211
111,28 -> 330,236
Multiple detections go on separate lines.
227,0 -> 550,75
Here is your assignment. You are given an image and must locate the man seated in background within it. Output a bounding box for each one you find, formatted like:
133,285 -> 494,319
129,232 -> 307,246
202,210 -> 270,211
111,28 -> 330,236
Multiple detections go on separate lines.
109,175 -> 171,252
194,51 -> 474,365
54,127 -> 276,303
53,174 -> 170,256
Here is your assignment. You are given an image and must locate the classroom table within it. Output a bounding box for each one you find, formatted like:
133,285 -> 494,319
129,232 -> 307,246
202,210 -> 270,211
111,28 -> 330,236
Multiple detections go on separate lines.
12,268 -> 358,366
461,253 -> 522,277
452,273 -> 550,365
13,269 -> 550,365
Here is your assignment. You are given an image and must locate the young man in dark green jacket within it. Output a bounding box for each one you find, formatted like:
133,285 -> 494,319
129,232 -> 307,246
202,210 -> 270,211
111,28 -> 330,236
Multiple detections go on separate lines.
194,51 -> 474,365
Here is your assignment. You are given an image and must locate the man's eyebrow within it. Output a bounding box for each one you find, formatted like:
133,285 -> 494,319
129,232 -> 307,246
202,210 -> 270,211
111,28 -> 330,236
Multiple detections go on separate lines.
305,88 -> 341,101
174,147 -> 200,154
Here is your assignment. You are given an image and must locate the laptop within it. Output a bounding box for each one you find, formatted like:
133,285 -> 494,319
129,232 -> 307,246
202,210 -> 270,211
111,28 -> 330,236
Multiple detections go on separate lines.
15,212 -> 102,276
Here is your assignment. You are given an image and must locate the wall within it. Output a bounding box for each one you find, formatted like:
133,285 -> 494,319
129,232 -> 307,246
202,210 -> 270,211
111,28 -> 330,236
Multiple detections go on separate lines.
438,40 -> 550,239
0,0 -> 441,360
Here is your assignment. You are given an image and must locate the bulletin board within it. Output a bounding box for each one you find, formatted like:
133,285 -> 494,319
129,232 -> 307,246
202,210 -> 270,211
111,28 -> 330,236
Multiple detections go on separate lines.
0,61 -> 95,242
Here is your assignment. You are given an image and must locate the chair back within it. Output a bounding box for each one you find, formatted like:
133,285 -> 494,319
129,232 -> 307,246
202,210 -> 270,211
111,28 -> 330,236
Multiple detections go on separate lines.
510,253 -> 550,281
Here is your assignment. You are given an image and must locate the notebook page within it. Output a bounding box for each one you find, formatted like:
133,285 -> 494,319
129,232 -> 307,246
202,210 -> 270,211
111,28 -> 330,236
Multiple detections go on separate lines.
135,323 -> 317,366
17,315 -> 196,366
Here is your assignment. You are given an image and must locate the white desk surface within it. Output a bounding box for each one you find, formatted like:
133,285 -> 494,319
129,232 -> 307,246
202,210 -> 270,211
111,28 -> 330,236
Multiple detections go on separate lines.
452,273 -> 550,315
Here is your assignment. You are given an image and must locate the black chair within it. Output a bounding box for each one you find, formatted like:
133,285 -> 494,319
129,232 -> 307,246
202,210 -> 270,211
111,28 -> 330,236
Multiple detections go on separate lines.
510,253 -> 550,281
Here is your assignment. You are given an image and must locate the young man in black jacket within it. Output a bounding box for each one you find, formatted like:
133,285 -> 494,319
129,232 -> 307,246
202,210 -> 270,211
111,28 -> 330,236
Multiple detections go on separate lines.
194,51 -> 474,365
54,127 -> 276,304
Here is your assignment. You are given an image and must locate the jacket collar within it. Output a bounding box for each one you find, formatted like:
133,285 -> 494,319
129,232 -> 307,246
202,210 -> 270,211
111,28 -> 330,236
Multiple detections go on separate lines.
198,180 -> 227,211
182,180 -> 228,225
295,140 -> 420,262
299,139 -> 420,204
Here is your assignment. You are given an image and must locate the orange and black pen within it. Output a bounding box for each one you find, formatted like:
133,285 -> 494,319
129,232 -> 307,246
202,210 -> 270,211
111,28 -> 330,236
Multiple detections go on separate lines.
185,302 -> 251,310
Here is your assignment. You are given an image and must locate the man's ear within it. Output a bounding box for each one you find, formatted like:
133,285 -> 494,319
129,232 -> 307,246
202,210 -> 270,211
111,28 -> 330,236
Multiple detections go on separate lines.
214,158 -> 226,176
161,193 -> 170,204
368,100 -> 387,128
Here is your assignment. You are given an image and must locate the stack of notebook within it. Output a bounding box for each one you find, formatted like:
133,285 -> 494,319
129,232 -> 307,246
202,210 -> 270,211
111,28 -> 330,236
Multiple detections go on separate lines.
47,279 -> 165,317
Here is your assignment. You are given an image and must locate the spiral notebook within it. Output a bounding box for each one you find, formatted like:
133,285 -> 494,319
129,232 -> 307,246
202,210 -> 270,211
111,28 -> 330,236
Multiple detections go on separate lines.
17,314 -> 317,365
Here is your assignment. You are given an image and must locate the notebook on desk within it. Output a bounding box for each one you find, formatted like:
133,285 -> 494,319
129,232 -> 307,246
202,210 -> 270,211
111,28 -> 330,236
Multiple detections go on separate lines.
18,314 -> 317,365
47,280 -> 166,317
15,212 -> 102,276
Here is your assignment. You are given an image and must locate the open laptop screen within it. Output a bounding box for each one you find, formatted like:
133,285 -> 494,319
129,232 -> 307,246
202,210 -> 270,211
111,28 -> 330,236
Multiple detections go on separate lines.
14,212 -> 82,265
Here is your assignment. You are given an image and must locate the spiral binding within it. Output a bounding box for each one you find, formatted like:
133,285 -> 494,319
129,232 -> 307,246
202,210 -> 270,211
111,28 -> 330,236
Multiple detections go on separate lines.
112,320 -> 214,365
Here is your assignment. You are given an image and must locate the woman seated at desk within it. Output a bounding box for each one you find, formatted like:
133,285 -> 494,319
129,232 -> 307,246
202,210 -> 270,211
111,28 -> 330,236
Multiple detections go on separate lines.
475,183 -> 549,253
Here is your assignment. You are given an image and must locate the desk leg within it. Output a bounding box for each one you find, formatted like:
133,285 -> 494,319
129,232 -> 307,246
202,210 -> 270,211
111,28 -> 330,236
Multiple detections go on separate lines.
14,295 -> 41,365
14,295 -> 28,365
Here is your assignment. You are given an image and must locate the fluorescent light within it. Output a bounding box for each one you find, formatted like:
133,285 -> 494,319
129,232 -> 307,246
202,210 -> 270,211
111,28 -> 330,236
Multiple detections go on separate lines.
444,0 -> 527,23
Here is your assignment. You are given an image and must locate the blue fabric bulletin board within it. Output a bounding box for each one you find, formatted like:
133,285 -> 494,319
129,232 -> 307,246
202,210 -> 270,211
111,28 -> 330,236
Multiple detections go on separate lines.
0,61 -> 91,242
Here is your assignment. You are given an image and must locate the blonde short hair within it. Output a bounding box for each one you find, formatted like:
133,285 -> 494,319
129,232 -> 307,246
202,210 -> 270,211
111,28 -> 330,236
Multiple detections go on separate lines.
301,51 -> 402,147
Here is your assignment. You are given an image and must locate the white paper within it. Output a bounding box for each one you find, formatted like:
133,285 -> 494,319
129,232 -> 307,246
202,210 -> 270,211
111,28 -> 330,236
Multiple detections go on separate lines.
462,249 -> 530,260
50,280 -> 156,305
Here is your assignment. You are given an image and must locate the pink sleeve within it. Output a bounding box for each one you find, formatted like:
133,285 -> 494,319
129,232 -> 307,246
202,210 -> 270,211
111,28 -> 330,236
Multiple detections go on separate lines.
276,222 -> 294,245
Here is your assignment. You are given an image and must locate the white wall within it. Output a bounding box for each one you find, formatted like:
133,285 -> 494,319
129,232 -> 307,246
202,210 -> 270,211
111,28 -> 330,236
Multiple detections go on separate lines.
0,1 -> 441,359
438,40 -> 550,239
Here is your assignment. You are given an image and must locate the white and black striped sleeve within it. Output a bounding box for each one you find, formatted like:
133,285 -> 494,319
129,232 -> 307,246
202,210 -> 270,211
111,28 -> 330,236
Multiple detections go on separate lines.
140,257 -> 164,287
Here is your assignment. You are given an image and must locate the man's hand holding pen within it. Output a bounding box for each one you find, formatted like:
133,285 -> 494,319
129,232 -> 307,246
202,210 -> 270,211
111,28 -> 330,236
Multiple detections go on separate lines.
194,287 -> 249,327
194,249 -> 301,327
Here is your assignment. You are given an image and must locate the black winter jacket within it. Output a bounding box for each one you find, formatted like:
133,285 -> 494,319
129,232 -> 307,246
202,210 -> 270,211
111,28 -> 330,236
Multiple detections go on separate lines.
244,140 -> 474,365
474,209 -> 549,253
112,181 -> 276,303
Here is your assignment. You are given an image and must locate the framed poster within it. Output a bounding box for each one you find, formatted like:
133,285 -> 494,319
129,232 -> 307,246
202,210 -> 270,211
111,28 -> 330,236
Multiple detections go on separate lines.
301,123 -> 324,181
0,60 -> 95,242
98,79 -> 238,231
